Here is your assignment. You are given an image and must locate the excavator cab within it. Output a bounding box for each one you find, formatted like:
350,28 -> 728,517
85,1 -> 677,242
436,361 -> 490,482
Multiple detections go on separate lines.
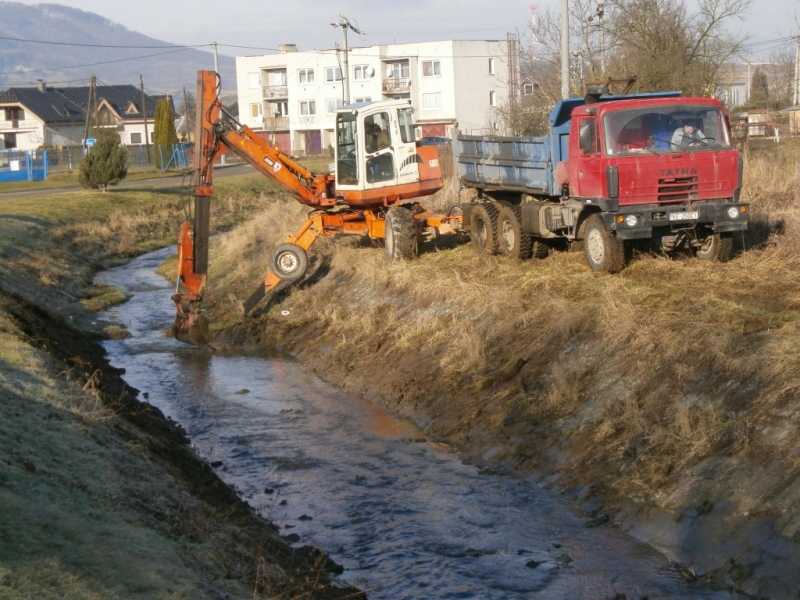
335,101 -> 438,203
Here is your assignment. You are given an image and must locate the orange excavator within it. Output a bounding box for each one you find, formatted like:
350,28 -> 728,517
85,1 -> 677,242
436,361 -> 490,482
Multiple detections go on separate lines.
172,70 -> 461,345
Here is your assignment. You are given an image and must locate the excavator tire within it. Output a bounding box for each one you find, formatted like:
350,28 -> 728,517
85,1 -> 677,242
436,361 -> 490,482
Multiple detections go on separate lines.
384,206 -> 418,261
496,204 -> 533,259
470,203 -> 499,254
270,243 -> 309,281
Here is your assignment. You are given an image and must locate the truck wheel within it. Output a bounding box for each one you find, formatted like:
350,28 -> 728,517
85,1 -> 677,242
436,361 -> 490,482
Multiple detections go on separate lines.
470,203 -> 499,254
497,205 -> 533,259
270,243 -> 309,281
695,232 -> 733,262
384,206 -> 418,261
583,214 -> 625,273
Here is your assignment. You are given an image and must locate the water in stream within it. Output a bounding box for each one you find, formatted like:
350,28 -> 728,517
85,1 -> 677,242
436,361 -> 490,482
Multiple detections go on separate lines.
97,248 -> 739,599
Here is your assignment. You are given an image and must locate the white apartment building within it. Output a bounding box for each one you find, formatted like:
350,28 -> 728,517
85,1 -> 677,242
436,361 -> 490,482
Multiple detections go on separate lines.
235,40 -> 511,155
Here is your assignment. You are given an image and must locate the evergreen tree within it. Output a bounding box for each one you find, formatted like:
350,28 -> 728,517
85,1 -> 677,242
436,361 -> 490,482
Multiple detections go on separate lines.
748,68 -> 770,109
152,98 -> 179,167
78,129 -> 128,190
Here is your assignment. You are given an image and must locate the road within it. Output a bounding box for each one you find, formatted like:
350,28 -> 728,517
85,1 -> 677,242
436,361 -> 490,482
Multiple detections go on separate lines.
0,163 -> 256,200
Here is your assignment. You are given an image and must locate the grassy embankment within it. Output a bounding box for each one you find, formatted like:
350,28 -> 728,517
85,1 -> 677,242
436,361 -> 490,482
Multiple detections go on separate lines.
199,143 -> 800,593
0,172 -> 362,599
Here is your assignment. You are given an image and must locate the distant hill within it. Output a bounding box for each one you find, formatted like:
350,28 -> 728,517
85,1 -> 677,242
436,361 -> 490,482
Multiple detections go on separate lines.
0,2 -> 237,99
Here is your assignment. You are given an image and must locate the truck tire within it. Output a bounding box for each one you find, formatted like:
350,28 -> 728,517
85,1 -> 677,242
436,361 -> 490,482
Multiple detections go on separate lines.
497,204 -> 533,259
695,232 -> 733,262
583,214 -> 625,273
270,243 -> 309,281
384,206 -> 418,261
470,203 -> 499,254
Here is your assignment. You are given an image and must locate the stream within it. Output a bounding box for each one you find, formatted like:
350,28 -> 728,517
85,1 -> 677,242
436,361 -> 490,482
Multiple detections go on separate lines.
97,248 -> 740,599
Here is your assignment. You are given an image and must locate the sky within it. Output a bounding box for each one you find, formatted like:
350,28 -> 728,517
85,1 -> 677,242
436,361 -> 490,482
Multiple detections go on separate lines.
3,0 -> 796,61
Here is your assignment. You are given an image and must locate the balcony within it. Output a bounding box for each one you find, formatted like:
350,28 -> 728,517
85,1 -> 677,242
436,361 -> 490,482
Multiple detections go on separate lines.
263,116 -> 290,131
382,78 -> 411,94
263,85 -> 288,99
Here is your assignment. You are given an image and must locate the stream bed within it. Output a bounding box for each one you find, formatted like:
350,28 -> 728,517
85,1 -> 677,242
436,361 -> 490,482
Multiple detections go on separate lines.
97,248 -> 740,599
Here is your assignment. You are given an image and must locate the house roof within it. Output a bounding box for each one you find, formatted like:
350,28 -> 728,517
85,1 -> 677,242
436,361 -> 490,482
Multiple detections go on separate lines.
0,84 -> 176,125
0,87 -> 85,124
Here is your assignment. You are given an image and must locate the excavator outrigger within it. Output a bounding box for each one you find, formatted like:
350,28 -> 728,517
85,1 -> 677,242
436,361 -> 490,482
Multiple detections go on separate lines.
172,70 -> 461,345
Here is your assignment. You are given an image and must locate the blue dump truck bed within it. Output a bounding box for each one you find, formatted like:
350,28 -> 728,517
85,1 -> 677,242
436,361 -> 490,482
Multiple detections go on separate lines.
455,134 -> 557,196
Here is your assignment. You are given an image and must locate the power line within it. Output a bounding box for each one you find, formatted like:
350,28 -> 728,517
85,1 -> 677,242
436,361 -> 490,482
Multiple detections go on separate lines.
0,34 -> 209,50
0,47 -> 198,76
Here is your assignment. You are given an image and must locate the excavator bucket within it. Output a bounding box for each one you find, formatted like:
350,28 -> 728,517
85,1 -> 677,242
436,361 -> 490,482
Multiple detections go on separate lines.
172,310 -> 211,346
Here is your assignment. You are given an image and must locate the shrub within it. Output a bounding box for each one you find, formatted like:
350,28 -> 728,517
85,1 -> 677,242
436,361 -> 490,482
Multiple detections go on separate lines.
78,129 -> 128,191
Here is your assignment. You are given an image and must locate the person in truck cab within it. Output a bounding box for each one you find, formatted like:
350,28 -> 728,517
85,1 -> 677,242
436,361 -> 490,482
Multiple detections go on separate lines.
671,119 -> 706,148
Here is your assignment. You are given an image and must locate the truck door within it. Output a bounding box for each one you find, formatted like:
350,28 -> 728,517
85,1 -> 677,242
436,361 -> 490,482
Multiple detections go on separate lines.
569,116 -> 604,199
362,110 -> 398,190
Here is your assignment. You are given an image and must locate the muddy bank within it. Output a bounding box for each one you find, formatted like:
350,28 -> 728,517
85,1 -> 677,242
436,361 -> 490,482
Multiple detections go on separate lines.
209,232 -> 800,599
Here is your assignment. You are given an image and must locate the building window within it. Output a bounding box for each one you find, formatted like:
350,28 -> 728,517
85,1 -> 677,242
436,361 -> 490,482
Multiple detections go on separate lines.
326,98 -> 344,114
3,133 -> 17,149
272,71 -> 287,85
422,60 -> 441,77
300,100 -> 317,116
250,103 -> 262,119
422,92 -> 442,110
522,82 -> 535,95
386,62 -> 409,79
298,69 -> 314,84
4,107 -> 25,121
489,91 -> 497,107
489,58 -> 496,75
271,101 -> 289,117
325,66 -> 343,83
130,132 -> 142,144
353,65 -> 372,81
248,72 -> 261,89
354,96 -> 372,103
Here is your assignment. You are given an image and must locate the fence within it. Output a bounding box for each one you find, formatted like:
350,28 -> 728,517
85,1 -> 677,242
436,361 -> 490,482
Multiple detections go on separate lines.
0,150 -> 48,182
16,143 -> 195,178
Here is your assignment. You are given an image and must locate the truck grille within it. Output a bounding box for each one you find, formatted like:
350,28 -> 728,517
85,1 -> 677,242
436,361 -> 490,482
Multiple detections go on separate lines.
658,176 -> 698,202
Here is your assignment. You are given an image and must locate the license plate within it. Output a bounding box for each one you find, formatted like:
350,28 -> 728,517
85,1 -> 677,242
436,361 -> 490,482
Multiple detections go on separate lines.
669,211 -> 699,221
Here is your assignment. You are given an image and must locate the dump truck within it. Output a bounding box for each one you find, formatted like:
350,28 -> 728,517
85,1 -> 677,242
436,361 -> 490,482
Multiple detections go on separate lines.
456,83 -> 748,272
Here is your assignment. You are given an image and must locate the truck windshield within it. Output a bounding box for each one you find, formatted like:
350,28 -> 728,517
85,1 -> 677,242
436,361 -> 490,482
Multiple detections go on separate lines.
603,105 -> 731,156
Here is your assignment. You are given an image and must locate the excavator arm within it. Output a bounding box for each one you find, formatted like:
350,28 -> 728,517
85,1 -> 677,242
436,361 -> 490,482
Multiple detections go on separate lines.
172,70 -> 336,345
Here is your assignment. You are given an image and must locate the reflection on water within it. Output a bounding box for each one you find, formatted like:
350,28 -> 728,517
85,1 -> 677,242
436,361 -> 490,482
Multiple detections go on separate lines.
97,249 -> 738,599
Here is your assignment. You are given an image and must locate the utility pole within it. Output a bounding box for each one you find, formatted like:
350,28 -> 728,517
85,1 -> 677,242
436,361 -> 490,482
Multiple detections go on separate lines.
182,86 -> 190,142
140,73 -> 151,163
560,0 -> 570,99
83,74 -> 97,150
331,15 -> 364,104
794,37 -> 800,106
212,42 -> 220,74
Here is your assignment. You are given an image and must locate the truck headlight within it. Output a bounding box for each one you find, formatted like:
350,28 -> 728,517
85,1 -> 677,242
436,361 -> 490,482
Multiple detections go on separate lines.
625,214 -> 638,227
727,207 -> 740,219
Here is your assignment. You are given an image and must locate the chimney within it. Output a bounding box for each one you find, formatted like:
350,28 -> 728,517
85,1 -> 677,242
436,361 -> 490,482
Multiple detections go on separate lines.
37,79 -> 46,92
278,44 -> 297,53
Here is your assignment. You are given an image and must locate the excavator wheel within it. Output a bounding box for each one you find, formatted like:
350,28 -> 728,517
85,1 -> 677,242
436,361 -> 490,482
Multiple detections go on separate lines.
270,243 -> 309,281
384,206 -> 418,261
172,311 -> 211,346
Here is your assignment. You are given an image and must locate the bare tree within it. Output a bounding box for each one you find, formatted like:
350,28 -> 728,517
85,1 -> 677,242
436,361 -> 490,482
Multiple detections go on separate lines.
605,0 -> 752,95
